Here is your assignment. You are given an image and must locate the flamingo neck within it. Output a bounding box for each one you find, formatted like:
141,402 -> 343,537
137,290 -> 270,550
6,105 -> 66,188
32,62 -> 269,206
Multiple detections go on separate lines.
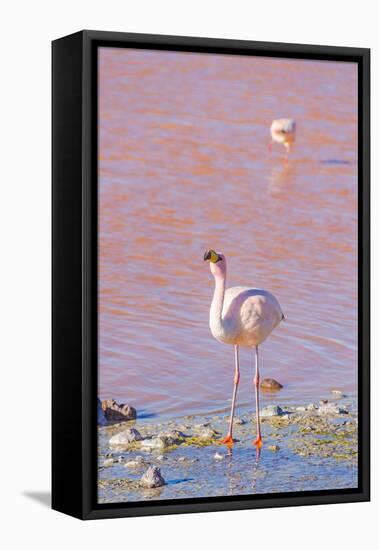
210,274 -> 226,338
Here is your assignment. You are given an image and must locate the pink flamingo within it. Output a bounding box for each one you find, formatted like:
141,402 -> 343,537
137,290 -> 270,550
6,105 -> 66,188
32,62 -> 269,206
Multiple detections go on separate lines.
204,249 -> 284,448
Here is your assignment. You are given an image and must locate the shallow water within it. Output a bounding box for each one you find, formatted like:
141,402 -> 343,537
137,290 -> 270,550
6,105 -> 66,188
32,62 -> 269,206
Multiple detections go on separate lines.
97,398 -> 358,503
98,48 -> 358,419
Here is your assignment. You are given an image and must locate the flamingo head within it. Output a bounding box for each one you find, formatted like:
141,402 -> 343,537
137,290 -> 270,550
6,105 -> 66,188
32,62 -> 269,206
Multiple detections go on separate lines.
204,249 -> 226,278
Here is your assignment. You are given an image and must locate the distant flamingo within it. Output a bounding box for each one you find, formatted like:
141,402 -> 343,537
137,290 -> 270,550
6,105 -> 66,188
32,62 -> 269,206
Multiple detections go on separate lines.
269,118 -> 296,155
204,250 -> 284,448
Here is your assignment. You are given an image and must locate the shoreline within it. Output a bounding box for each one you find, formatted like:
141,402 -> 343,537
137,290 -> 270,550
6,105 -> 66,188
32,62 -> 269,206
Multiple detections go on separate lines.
98,393 -> 358,504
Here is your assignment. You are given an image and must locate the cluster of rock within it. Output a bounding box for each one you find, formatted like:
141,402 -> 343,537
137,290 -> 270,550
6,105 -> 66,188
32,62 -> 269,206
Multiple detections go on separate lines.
109,428 -> 191,451
258,400 -> 349,418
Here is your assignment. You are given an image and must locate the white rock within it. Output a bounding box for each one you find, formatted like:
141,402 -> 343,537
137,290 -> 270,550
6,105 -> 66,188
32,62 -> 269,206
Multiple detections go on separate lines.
141,437 -> 166,450
124,456 -> 145,468
214,452 -> 224,460
109,428 -> 142,446
195,422 -> 210,429
318,403 -> 348,415
103,458 -> 114,467
199,427 -> 218,439
260,405 -> 284,417
331,389 -> 347,398
141,430 -> 186,450
226,417 -> 246,425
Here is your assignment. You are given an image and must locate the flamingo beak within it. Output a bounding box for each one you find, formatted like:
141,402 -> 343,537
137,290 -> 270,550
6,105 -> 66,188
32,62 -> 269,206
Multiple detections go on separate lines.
204,249 -> 221,263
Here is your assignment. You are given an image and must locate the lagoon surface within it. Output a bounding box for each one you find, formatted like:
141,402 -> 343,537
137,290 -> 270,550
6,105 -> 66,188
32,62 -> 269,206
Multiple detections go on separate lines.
98,48 -> 358,420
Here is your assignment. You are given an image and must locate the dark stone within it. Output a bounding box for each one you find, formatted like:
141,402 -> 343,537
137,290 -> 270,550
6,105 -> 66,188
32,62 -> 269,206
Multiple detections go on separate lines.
101,399 -> 137,423
140,466 -> 166,488
260,378 -> 283,391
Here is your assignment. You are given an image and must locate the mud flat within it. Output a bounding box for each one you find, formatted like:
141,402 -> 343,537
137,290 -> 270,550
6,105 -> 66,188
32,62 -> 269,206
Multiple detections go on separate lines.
97,396 -> 358,504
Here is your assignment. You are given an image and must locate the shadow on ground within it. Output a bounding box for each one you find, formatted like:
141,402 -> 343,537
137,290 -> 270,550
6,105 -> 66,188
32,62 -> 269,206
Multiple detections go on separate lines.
23,491 -> 51,508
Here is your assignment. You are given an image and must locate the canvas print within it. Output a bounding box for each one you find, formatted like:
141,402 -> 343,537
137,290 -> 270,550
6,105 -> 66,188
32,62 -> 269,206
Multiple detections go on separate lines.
97,47 -> 358,504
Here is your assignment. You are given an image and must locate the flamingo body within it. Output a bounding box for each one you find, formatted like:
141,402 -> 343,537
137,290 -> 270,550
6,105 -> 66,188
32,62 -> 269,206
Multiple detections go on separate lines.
270,118 -> 296,152
210,286 -> 283,347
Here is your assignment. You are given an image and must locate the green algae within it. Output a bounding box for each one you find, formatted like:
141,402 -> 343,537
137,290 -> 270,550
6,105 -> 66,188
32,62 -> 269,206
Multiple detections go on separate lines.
182,436 -> 219,447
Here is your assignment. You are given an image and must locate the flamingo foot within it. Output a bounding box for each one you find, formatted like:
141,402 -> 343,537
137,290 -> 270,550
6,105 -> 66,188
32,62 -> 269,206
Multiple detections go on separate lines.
253,436 -> 263,449
220,435 -> 235,445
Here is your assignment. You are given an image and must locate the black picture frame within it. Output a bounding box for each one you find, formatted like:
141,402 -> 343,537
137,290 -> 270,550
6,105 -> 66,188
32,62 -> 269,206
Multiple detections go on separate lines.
52,30 -> 370,520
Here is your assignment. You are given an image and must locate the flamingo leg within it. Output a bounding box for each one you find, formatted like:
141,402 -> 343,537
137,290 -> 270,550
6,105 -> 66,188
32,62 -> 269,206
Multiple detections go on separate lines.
220,345 -> 240,445
284,141 -> 291,163
253,346 -> 263,448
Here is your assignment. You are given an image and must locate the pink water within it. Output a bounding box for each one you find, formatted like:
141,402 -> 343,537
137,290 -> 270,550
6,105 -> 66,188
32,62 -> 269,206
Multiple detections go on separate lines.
98,48 -> 358,418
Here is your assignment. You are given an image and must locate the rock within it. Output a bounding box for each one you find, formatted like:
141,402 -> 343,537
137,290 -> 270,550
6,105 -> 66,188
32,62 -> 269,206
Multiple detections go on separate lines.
260,378 -> 283,390
318,403 -> 348,416
214,452 -> 224,460
142,430 -> 186,450
178,456 -> 198,464
307,403 -> 318,411
156,455 -> 167,461
103,458 -> 114,467
199,427 -> 219,439
319,399 -> 328,405
109,428 -> 142,446
97,399 -> 108,426
260,405 -> 284,417
124,456 -> 145,468
157,430 -> 187,445
140,466 -> 166,488
101,399 -> 137,422
195,422 -> 211,429
267,444 -> 280,452
226,417 -> 246,425
331,389 -> 347,398
141,437 -> 166,450
296,406 -> 306,412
